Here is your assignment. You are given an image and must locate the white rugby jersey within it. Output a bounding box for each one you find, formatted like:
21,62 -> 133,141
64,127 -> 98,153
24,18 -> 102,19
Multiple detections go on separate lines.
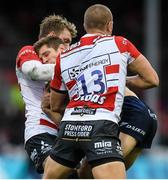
50,34 -> 140,124
16,46 -> 58,142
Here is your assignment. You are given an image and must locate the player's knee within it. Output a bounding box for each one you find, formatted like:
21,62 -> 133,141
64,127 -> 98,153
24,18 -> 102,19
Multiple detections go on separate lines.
43,158 -> 57,178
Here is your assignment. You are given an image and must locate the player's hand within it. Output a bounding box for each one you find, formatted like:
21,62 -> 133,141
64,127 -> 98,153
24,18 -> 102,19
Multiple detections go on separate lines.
41,92 -> 50,110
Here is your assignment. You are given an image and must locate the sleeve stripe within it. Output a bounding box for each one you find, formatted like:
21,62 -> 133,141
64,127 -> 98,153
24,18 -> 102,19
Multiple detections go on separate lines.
50,87 -> 68,94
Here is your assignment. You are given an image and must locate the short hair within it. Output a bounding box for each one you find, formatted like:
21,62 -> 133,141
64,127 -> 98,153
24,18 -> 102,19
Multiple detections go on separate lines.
84,4 -> 113,31
33,36 -> 64,55
39,15 -> 77,39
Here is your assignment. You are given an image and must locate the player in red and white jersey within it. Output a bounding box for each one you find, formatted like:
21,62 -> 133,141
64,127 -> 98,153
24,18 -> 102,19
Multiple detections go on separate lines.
50,35 -> 142,124
16,39 -> 64,142
43,5 -> 159,179
15,15 -> 77,174
34,34 -> 158,176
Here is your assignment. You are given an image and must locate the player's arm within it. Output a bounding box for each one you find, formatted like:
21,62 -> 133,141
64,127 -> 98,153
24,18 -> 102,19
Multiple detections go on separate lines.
115,36 -> 159,89
127,54 -> 159,89
17,46 -> 55,81
21,61 -> 55,81
41,90 -> 68,124
125,87 -> 138,97
46,54 -> 68,124
48,89 -> 67,124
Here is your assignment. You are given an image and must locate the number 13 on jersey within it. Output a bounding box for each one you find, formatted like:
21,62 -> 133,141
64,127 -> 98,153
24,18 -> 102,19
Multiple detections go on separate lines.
77,64 -> 120,97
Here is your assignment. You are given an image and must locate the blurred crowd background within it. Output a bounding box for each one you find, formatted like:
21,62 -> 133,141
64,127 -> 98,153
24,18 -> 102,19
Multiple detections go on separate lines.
0,0 -> 168,178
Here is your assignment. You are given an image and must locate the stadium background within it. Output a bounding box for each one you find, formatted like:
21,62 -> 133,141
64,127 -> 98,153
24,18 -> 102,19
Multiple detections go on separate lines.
0,0 -> 168,178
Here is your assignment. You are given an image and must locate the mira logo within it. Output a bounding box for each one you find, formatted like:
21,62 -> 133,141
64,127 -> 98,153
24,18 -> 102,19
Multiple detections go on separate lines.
94,140 -> 112,149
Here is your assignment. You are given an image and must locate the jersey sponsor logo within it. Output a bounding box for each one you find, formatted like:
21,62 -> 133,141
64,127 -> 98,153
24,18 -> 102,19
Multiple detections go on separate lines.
124,124 -> 146,136
116,141 -> 123,156
63,123 -> 93,138
119,122 -> 128,127
74,93 -> 106,105
69,57 -> 109,80
18,49 -> 36,59
69,68 -> 80,79
30,148 -> 38,162
148,109 -> 157,120
71,107 -> 96,115
94,140 -> 123,156
122,38 -> 128,45
63,41 -> 80,54
94,140 -> 112,149
40,140 -> 52,154
94,140 -> 113,155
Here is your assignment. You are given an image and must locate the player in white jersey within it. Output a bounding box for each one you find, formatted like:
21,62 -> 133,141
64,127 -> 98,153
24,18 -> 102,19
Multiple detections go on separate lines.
42,4 -> 158,179
15,15 -> 77,174
34,35 -> 158,177
34,37 -> 158,177
16,38 -> 64,173
43,5 -> 159,178
43,5 -> 158,178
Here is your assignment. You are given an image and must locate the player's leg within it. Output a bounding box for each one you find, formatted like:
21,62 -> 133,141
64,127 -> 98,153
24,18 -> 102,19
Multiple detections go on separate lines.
25,133 -> 56,174
124,147 -> 142,169
92,161 -> 126,179
43,121 -> 84,179
43,156 -> 73,179
78,134 -> 139,178
78,157 -> 126,179
84,120 -> 126,179
78,127 -> 140,177
119,132 -> 142,169
119,132 -> 137,157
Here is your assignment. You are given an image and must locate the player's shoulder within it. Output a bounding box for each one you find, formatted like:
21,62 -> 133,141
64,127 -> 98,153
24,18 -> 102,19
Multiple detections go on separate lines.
19,45 -> 34,51
114,35 -> 129,45
17,45 -> 36,56
113,35 -> 134,54
16,45 -> 40,68
17,45 -> 39,61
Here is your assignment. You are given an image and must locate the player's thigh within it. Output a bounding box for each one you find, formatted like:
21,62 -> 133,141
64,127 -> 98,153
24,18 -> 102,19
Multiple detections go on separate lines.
119,132 -> 137,157
43,156 -> 73,179
25,133 -> 56,173
92,161 -> 126,179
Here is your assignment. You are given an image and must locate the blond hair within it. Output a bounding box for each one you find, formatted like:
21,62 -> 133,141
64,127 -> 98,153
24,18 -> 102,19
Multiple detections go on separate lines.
39,15 -> 77,39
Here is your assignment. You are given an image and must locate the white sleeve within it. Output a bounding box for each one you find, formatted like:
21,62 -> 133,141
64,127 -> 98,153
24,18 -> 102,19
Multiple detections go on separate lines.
21,60 -> 55,81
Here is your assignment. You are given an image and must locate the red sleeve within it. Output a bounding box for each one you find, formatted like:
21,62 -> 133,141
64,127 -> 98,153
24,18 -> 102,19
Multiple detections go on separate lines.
50,55 -> 63,91
16,45 -> 41,69
114,36 -> 141,59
